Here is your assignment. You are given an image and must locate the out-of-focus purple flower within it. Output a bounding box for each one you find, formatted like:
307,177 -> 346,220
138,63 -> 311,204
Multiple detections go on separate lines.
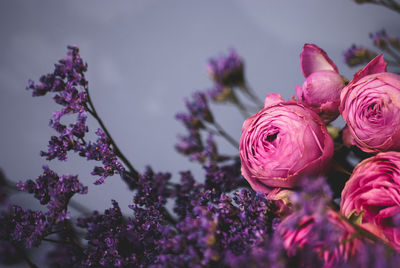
341,151 -> 400,251
240,94 -> 333,193
343,45 -> 378,67
207,84 -> 234,103
154,189 -> 278,267
296,44 -> 345,123
0,206 -> 48,248
204,156 -> 243,195
279,209 -> 360,268
17,166 -> 87,223
340,55 -> 400,153
207,49 -> 245,87
0,169 -> 9,206
184,91 -> 214,123
0,241 -> 22,266
345,241 -> 400,268
77,200 -> 129,267
370,30 -> 390,49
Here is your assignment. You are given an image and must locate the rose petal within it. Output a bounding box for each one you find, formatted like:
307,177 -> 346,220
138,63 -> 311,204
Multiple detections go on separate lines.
264,93 -> 284,108
300,44 -> 338,77
350,55 -> 387,85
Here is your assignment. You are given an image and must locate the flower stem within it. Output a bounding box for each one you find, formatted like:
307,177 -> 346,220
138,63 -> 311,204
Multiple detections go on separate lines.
230,90 -> 251,118
84,87 -> 140,180
212,121 -> 239,149
240,83 -> 264,109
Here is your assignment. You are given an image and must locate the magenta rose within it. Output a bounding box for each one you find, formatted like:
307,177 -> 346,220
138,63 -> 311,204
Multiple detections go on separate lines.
296,44 -> 345,123
239,93 -> 333,193
340,55 -> 400,153
340,151 -> 400,251
279,209 -> 360,267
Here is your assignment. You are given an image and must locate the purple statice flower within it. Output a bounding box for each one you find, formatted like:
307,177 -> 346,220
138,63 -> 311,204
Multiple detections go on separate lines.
176,132 -> 228,164
77,200 -> 128,267
26,47 -> 125,185
204,156 -> 243,195
343,45 -> 377,67
0,206 -> 48,248
173,171 -> 205,219
17,166 -> 87,223
152,207 -> 220,267
223,235 -> 287,268
184,91 -> 214,123
132,167 -> 172,208
175,130 -> 206,162
289,176 -> 333,216
207,84 -> 235,103
370,30 -> 389,49
27,46 -> 89,162
27,45 -> 87,97
154,189 -> 279,267
82,129 -> 125,185
207,49 -> 245,87
344,241 -> 400,268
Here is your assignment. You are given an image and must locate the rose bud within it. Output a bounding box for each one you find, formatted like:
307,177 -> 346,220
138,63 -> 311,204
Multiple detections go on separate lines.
341,151 -> 400,251
239,93 -> 333,193
340,55 -> 400,153
296,44 -> 345,123
279,209 -> 361,268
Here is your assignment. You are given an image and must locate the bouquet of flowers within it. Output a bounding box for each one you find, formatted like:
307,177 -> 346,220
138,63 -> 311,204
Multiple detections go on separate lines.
1,1 -> 400,267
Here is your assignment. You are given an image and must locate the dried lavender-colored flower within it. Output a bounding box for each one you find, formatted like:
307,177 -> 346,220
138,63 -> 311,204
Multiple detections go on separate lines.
207,49 -> 245,87
83,129 -> 125,185
0,206 -> 48,248
17,166 -> 87,223
370,30 -> 389,49
343,45 -> 377,67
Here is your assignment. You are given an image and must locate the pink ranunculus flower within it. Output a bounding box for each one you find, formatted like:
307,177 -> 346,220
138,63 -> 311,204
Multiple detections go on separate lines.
239,93 -> 333,193
340,55 -> 400,153
279,209 -> 360,267
296,44 -> 345,123
340,151 -> 400,251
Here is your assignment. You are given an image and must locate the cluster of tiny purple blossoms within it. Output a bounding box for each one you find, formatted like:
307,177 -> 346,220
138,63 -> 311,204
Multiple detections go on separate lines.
26,46 -> 125,185
1,29 -> 400,268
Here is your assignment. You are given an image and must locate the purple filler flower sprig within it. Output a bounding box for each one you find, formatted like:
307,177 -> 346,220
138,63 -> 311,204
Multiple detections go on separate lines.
207,49 -> 263,113
27,46 -> 139,185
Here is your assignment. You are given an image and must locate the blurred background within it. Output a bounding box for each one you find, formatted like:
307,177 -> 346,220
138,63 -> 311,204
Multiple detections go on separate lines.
0,0 -> 399,215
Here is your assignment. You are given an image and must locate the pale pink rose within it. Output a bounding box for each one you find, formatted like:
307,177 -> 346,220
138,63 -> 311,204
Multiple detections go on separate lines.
239,93 -> 333,193
339,55 -> 400,153
279,209 -> 360,267
340,151 -> 400,251
296,44 -> 345,123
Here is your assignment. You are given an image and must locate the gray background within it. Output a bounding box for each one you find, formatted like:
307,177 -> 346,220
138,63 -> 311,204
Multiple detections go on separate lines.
0,1 -> 399,215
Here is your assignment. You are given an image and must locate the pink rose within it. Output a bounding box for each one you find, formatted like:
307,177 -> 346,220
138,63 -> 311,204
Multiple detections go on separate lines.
340,55 -> 400,153
296,44 -> 345,123
340,151 -> 400,251
279,209 -> 360,267
239,93 -> 333,193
